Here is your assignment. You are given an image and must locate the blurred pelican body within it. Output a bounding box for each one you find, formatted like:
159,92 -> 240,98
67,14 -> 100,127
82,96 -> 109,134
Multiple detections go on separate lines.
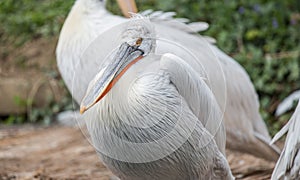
81,16 -> 234,179
56,0 -> 280,161
271,98 -> 300,180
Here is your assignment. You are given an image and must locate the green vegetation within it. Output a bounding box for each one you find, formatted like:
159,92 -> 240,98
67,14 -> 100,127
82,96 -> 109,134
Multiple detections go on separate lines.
0,0 -> 73,43
5,94 -> 73,125
0,0 -> 299,134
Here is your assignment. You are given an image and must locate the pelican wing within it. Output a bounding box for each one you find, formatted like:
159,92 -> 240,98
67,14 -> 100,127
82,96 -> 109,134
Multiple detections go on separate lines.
272,99 -> 300,180
150,13 -> 279,160
149,11 -> 276,156
209,46 -> 281,161
160,53 -> 226,155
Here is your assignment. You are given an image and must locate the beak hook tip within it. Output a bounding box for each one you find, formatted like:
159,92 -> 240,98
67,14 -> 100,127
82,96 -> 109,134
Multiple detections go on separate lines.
80,106 -> 87,114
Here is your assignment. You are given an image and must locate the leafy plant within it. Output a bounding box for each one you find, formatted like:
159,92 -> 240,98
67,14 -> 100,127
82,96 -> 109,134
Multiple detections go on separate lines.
0,0 -> 73,44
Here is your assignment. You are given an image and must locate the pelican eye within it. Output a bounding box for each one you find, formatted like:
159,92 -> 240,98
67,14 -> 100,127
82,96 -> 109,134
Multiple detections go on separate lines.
135,38 -> 143,46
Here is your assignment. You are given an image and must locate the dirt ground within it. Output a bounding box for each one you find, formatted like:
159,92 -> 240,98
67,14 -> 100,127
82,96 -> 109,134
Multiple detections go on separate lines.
0,124 -> 276,180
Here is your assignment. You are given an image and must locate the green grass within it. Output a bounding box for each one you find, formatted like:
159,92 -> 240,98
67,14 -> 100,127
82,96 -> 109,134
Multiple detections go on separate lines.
0,0 -> 299,134
0,0 -> 73,43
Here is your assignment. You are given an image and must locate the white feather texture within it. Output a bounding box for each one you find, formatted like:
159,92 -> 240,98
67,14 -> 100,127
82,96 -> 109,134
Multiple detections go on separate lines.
276,90 -> 300,116
84,42 -> 234,179
272,99 -> 300,180
80,14 -> 234,179
56,0 -> 279,161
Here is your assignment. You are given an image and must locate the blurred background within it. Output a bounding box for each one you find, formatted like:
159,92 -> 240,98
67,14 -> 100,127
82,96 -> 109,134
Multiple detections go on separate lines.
0,0 -> 299,135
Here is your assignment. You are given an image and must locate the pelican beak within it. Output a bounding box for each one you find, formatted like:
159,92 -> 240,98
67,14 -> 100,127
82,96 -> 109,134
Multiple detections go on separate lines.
117,0 -> 138,18
80,40 -> 144,114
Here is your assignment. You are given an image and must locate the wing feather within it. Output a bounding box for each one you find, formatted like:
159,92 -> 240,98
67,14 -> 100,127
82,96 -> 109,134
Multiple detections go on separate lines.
272,99 -> 300,179
160,53 -> 226,155
276,90 -> 300,116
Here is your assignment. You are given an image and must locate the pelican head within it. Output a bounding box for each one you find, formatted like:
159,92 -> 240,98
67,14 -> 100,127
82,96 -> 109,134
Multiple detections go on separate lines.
80,16 -> 155,114
121,15 -> 156,55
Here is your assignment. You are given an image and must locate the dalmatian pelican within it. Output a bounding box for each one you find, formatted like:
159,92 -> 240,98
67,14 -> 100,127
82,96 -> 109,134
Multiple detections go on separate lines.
56,0 -> 280,161
80,15 -> 234,179
271,97 -> 300,180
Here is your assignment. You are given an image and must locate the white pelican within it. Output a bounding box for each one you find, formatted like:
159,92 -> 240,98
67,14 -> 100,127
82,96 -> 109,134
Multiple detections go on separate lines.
80,15 -> 234,179
56,0 -> 280,161
271,98 -> 300,180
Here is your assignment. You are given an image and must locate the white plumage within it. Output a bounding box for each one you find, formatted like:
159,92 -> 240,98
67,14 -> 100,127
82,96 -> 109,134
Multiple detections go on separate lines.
56,0 -> 280,161
271,99 -> 300,180
81,16 -> 234,179
276,90 -> 300,116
